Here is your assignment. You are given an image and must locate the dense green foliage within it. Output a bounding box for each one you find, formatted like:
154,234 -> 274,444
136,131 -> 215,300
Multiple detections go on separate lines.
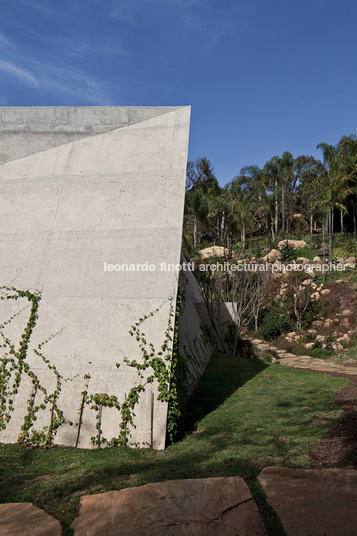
302,298 -> 320,328
184,134 -> 357,260
279,242 -> 298,262
258,304 -> 293,340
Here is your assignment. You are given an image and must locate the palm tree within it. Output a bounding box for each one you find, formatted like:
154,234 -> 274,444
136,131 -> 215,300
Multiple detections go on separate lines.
335,135 -> 357,247
297,156 -> 325,259
224,180 -> 251,254
263,152 -> 296,241
236,165 -> 274,251
185,157 -> 221,249
316,142 -> 340,263
317,139 -> 356,260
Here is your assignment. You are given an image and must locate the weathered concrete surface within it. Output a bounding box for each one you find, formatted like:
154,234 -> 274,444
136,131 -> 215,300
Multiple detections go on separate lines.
0,502 -> 61,535
258,466 -> 357,536
0,106 -> 181,165
177,263 -> 213,396
0,106 -> 190,449
71,477 -> 267,536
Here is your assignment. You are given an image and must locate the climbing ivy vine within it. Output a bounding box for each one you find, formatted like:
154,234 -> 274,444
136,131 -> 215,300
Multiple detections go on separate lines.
0,286 -> 75,447
0,284 -> 194,449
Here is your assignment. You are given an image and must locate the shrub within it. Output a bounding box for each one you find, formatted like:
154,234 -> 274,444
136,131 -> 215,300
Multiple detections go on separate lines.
258,305 -> 293,341
310,346 -> 334,359
325,333 -> 335,344
224,321 -> 236,349
304,331 -> 316,343
279,243 -> 298,262
302,298 -> 320,328
334,246 -> 354,259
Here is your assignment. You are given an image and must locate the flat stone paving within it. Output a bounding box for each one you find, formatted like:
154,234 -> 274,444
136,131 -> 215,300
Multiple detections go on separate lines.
279,355 -> 357,375
249,337 -> 357,375
0,502 -> 61,536
258,466 -> 357,536
71,477 -> 267,536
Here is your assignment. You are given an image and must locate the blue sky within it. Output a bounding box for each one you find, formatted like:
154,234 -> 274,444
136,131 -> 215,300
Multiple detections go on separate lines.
1,0 -> 357,185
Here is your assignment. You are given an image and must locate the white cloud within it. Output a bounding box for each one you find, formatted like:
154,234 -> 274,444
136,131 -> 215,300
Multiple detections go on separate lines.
0,29 -> 118,104
58,37 -> 130,59
0,60 -> 39,86
0,32 -> 17,49
108,0 -> 243,40
18,0 -> 60,16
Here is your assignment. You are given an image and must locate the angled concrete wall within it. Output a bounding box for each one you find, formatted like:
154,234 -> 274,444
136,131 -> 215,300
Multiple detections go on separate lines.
178,267 -> 214,397
0,106 -> 190,449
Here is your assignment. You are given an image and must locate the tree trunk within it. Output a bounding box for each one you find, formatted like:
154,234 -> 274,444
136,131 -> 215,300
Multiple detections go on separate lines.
309,213 -> 313,260
271,224 -> 275,245
329,207 -> 333,265
322,212 -> 327,283
228,228 -> 233,258
282,186 -> 285,235
353,196 -> 357,254
221,212 -> 225,245
340,209 -> 344,234
241,222 -> 246,250
275,178 -> 278,238
267,216 -> 272,251
193,217 -> 197,247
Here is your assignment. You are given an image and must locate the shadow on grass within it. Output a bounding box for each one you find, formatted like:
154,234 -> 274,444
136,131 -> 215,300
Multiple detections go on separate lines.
0,354 -> 286,535
182,352 -> 268,436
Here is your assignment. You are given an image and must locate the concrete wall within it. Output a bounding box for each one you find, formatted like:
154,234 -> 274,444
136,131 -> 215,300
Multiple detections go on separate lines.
0,106 -> 190,449
177,267 -> 214,396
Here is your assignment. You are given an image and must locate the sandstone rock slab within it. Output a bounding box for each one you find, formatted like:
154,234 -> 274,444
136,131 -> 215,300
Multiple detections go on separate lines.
199,246 -> 229,259
342,309 -> 353,317
321,288 -> 331,295
258,466 -> 357,536
337,333 -> 353,345
0,503 -> 61,536
278,240 -> 307,250
71,477 -> 267,536
263,249 -> 281,262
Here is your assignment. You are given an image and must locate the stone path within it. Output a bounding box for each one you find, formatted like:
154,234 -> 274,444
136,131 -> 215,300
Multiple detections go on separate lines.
258,466 -> 357,536
4,469 -> 357,535
249,338 -> 357,376
279,355 -> 357,375
0,502 -> 61,536
71,477 -> 267,536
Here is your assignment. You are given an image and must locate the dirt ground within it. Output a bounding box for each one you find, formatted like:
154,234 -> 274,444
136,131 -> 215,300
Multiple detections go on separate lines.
310,371 -> 357,469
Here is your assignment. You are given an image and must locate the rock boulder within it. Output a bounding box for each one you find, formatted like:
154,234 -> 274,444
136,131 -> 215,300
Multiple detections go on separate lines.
199,246 -> 229,259
0,503 -> 61,536
263,249 -> 281,262
278,240 -> 307,250
71,477 -> 267,536
258,466 -> 357,536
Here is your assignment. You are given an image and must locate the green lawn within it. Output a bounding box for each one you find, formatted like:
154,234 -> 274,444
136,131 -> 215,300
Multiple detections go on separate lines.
0,355 -> 349,535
